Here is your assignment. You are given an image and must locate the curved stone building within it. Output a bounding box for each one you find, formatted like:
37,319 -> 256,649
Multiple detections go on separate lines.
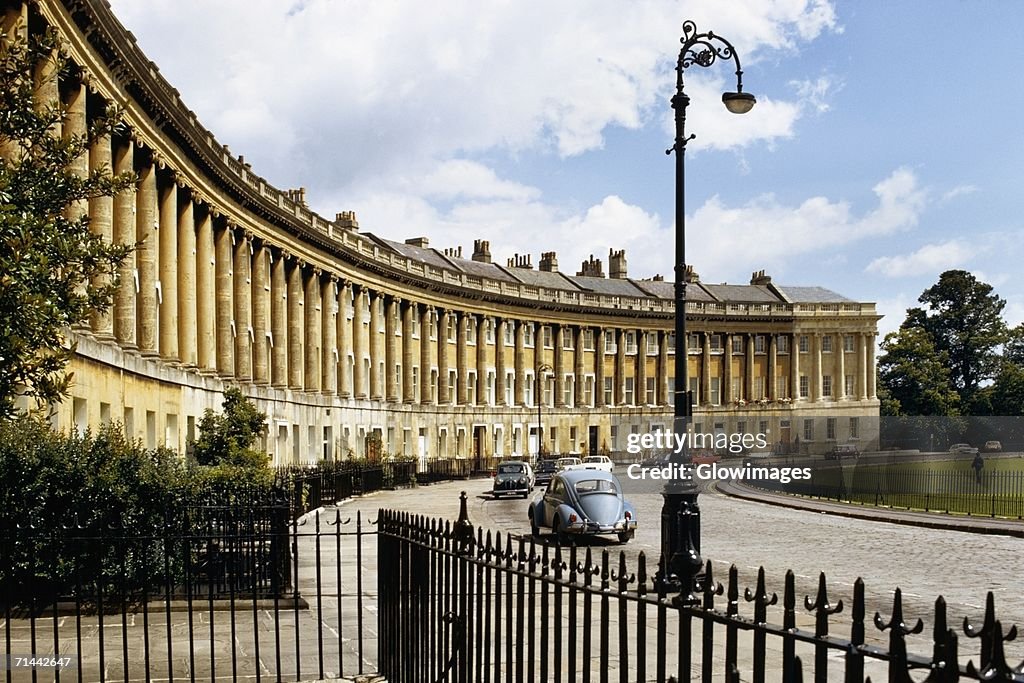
11,0 -> 880,466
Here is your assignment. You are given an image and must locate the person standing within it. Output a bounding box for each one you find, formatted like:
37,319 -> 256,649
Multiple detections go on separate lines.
972,452 -> 985,484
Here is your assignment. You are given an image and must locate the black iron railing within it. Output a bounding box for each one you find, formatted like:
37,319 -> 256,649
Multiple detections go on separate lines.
378,493 -> 1024,683
748,464 -> 1024,519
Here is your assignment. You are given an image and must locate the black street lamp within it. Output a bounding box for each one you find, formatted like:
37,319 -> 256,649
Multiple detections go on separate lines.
658,20 -> 755,600
536,363 -> 553,460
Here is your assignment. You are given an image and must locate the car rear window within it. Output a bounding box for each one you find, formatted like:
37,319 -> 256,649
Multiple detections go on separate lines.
498,464 -> 524,474
575,479 -> 618,495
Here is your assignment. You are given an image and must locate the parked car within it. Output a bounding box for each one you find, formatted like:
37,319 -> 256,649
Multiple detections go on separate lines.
554,456 -> 582,472
949,443 -> 979,456
825,444 -> 859,460
492,460 -> 534,498
533,459 -> 559,488
743,452 -> 773,468
581,455 -> 614,473
528,470 -> 637,544
983,440 -> 1003,452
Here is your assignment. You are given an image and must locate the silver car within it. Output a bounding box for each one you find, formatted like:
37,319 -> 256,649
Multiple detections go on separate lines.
528,470 -> 637,544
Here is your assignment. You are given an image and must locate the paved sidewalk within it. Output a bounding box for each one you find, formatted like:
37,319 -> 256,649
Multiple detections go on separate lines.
716,479 -> 1024,537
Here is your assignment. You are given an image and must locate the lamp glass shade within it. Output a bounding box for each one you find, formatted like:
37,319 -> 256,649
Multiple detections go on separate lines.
722,91 -> 756,114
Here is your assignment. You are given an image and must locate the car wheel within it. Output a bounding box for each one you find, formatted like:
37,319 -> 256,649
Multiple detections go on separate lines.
554,515 -> 571,546
529,510 -> 540,537
617,530 -> 634,544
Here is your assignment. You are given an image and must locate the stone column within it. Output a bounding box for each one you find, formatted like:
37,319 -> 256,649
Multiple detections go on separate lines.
88,129 -> 114,338
636,330 -> 647,406
135,156 -> 158,356
338,282 -> 353,397
595,328 -> 606,408
867,333 -> 877,399
812,332 -> 822,401
701,332 -> 711,405
476,316 -> 487,404
196,207 -> 215,372
270,251 -> 288,386
353,286 -> 367,399
177,190 -> 198,366
158,172 -> 178,361
250,242 -> 270,384
321,277 -> 337,394
287,261 -> 304,389
746,333 -> 755,401
232,232 -> 252,381
657,330 -> 669,406
213,220 -> 233,374
553,325 -> 565,407
369,291 -> 383,400
513,320 -> 525,406
421,305 -> 434,404
402,301 -> 415,403
615,329 -> 626,405
456,311 -> 469,405
385,297 -> 399,402
575,326 -> 586,407
63,80 -> 86,223
438,309 -> 451,404
303,269 -> 321,392
859,332 -> 868,400
723,334 -> 733,403
791,332 -> 801,400
494,317 -> 506,405
768,334 -> 778,400
112,137 -> 137,348
837,334 -> 846,400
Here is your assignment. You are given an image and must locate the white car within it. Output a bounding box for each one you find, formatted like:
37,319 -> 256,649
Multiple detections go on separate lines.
581,455 -> 614,473
948,443 -> 979,456
555,456 -> 583,472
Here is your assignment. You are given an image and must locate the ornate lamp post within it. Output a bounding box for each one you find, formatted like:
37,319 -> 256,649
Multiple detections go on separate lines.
536,362 -> 553,460
659,20 -> 755,599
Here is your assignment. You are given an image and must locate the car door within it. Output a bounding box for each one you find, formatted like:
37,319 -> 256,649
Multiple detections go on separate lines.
542,478 -> 565,526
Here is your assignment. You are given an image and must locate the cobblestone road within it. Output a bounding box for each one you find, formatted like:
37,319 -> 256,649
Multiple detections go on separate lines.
343,477 -> 1024,664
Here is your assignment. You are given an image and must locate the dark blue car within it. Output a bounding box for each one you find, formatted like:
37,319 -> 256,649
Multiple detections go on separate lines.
528,470 -> 637,544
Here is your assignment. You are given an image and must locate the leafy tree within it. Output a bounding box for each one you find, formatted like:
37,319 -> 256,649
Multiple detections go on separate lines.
904,270 -> 1007,407
877,325 -> 959,416
1003,323 -> 1024,366
0,28 -> 134,418
991,362 -> 1024,416
191,388 -> 268,468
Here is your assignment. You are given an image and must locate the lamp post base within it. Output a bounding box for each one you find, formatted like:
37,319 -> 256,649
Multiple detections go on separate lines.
655,478 -> 703,602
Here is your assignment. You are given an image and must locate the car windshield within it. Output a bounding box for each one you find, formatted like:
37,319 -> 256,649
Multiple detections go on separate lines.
537,461 -> 557,472
574,479 -> 618,495
498,463 -> 525,474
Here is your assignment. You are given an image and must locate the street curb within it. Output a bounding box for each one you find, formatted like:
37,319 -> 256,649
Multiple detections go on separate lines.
716,480 -> 1024,539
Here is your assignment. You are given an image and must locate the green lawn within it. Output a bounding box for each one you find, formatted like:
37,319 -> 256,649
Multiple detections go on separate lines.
797,455 -> 1024,518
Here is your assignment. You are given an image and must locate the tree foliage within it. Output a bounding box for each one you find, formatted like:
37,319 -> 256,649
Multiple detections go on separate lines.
904,270 -> 1007,405
877,325 -> 960,416
0,28 -> 135,417
191,387 -> 268,469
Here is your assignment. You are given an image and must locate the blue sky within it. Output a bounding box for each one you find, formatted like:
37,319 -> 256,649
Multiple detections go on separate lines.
107,0 -> 1024,338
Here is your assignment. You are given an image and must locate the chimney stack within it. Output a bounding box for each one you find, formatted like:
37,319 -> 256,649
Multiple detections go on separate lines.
334,211 -> 359,230
507,253 -> 533,269
443,246 -> 463,258
609,248 -> 627,279
539,251 -> 558,273
472,239 -> 492,263
684,265 -> 700,283
576,254 -> 604,277
750,269 -> 772,286
286,187 -> 307,206
405,237 -> 430,249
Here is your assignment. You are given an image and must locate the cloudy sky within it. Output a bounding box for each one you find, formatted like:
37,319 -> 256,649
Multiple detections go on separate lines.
106,0 -> 1024,338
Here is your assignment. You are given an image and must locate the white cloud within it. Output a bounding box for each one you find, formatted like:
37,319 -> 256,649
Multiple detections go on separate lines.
686,167 -> 928,280
940,184 -> 978,203
108,0 -> 840,191
865,240 -> 977,278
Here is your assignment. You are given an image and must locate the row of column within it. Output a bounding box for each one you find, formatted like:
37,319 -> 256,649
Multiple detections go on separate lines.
56,48 -> 878,408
